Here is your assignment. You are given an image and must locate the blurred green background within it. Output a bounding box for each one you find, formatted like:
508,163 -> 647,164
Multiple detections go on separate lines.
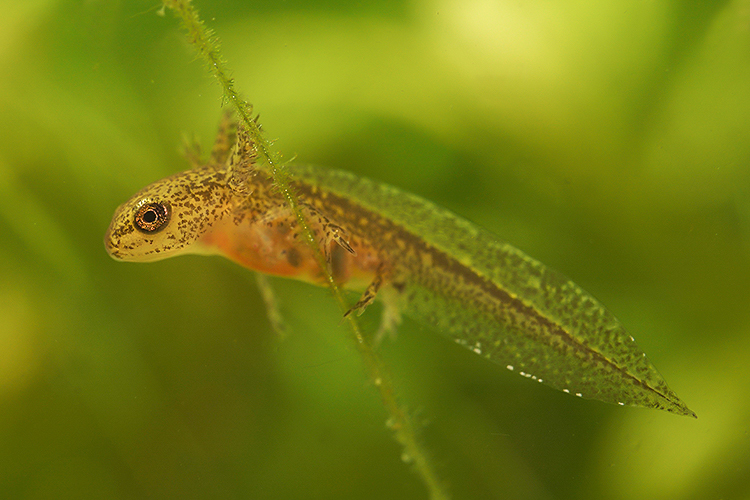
1,0 -> 749,498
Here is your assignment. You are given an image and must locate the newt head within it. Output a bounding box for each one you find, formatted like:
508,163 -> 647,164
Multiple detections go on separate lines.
105,167 -> 231,262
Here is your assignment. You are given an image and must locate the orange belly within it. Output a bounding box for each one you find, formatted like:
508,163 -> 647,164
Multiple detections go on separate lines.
198,215 -> 382,290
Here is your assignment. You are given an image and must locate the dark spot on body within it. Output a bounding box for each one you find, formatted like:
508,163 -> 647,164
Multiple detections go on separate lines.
331,245 -> 348,282
286,247 -> 301,267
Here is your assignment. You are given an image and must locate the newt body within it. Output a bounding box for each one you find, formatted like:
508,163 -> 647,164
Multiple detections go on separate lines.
105,116 -> 694,417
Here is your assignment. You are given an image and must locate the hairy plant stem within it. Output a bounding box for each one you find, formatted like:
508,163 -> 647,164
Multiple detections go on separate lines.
160,1 -> 449,498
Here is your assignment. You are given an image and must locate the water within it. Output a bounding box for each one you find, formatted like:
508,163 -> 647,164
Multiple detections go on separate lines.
1,0 -> 749,498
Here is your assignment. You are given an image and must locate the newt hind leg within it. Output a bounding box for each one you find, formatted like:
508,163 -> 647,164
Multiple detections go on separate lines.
344,266 -> 404,343
373,284 -> 403,344
344,270 -> 384,318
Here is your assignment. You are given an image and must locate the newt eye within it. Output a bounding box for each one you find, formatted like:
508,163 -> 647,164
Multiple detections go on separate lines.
134,202 -> 170,233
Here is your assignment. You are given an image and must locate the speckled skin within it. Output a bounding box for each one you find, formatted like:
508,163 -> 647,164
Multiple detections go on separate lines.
105,116 -> 695,417
105,167 -> 231,260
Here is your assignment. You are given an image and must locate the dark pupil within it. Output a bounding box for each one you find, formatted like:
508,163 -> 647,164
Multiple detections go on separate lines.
135,202 -> 169,233
142,210 -> 157,223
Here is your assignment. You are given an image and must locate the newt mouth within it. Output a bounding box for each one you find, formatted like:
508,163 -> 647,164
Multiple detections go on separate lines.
103,216 -> 124,260
103,231 -> 122,259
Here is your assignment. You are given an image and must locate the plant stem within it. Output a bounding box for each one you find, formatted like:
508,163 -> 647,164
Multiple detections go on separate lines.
160,1 -> 449,498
